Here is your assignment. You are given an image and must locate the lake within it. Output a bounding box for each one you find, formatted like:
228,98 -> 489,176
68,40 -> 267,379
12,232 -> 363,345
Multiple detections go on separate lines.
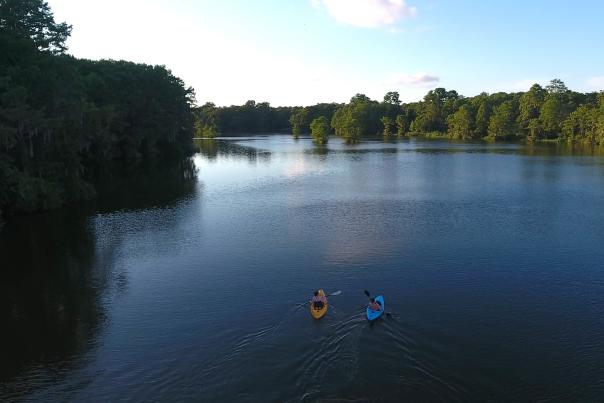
2,135 -> 604,402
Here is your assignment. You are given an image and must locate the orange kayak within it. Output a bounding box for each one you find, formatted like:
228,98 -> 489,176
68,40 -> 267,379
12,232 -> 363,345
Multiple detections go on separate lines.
310,289 -> 328,319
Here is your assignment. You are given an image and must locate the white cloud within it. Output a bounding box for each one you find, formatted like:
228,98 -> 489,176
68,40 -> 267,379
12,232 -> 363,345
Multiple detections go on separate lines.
389,73 -> 440,87
587,76 -> 604,90
313,0 -> 417,28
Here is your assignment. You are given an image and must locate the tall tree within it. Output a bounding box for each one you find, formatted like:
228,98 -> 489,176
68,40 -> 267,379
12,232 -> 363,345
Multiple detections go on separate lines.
473,93 -> 491,137
395,114 -> 407,136
488,100 -> 519,140
539,79 -> 574,138
380,116 -> 395,136
383,91 -> 401,105
447,104 -> 475,139
0,0 -> 72,53
562,105 -> 597,143
310,116 -> 330,145
518,84 -> 546,133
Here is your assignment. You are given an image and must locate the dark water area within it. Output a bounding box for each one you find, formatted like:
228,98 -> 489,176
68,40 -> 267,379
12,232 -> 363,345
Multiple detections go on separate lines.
2,135 -> 604,402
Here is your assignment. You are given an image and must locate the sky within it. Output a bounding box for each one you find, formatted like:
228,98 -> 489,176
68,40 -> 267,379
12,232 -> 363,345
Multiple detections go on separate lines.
49,0 -> 604,106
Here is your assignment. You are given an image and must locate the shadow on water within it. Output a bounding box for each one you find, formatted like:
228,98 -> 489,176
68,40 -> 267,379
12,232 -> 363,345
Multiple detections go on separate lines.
94,158 -> 198,213
0,159 -> 198,401
0,208 -> 103,395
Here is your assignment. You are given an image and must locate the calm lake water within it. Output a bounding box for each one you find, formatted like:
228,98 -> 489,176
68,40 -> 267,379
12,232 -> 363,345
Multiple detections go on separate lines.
2,135 -> 604,402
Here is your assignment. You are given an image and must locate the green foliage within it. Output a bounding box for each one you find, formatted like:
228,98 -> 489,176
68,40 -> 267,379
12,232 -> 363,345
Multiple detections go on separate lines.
538,79 -> 576,138
488,100 -> 519,140
310,116 -> 330,144
527,118 -> 543,141
189,77 -> 602,150
0,1 -> 194,215
473,94 -> 491,137
562,105 -> 598,143
540,96 -> 571,137
193,102 -> 219,138
447,104 -> 475,139
395,114 -> 407,136
518,84 -> 546,133
412,88 -> 460,133
380,116 -> 394,136
331,94 -> 383,143
383,91 -> 400,105
0,0 -> 72,53
289,108 -> 308,137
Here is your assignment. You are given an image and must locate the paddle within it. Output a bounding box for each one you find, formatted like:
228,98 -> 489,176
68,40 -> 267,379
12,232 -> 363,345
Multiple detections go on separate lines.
304,290 -> 341,307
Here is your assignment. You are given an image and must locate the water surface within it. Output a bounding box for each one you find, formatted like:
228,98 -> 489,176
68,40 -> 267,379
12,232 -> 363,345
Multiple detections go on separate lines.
2,136 -> 604,401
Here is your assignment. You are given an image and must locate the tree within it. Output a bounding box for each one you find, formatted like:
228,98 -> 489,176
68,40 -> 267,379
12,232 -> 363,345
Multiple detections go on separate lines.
413,101 -> 443,132
598,94 -> 604,145
412,88 -> 459,133
0,0 -> 195,215
488,100 -> 519,140
447,104 -> 475,139
539,79 -> 574,138
562,105 -> 598,143
380,116 -> 394,136
395,114 -> 407,136
518,84 -> 546,133
527,118 -> 543,141
310,116 -> 330,144
331,94 -> 381,143
383,91 -> 400,105
546,78 -> 569,95
473,93 -> 491,137
193,102 -> 219,138
0,0 -> 72,53
289,108 -> 308,138
540,96 -> 570,137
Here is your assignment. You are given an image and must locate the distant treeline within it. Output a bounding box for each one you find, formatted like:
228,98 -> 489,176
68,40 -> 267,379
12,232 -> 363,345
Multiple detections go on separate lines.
195,81 -> 604,145
0,0 -> 195,215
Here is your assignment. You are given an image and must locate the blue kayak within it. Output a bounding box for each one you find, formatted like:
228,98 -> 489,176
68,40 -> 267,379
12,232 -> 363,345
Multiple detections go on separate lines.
366,295 -> 385,321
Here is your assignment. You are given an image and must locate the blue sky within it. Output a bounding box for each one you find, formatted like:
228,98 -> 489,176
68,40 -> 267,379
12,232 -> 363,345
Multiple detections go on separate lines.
50,0 -> 604,106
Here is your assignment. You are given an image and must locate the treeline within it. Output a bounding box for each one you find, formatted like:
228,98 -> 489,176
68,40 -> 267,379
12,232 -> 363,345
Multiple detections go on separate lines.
196,81 -> 604,145
193,101 -> 291,136
193,102 -> 342,137
0,0 -> 195,215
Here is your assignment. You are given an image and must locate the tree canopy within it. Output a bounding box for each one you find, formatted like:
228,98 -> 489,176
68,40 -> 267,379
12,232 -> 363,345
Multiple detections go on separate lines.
0,0 -> 72,53
195,80 -> 603,147
0,1 -> 194,215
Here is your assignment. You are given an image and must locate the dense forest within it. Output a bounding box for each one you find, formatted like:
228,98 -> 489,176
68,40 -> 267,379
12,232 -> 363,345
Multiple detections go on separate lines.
0,0 -> 195,216
195,82 -> 604,145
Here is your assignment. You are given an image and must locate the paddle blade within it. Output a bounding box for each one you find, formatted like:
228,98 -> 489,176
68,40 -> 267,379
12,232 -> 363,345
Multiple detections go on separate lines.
330,290 -> 342,296
364,290 -> 370,297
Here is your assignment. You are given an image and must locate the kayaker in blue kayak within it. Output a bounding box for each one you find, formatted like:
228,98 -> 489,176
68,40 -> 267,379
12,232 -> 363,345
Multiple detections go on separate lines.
311,290 -> 327,309
368,297 -> 382,311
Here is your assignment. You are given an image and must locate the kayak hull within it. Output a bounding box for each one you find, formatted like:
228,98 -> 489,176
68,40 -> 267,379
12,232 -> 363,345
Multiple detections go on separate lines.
310,289 -> 328,319
366,295 -> 384,321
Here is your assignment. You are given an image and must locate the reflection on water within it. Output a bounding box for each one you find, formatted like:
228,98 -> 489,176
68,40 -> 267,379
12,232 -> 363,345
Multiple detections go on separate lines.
195,138 -> 271,164
0,160 -> 197,400
2,136 -> 604,401
0,209 -> 102,385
